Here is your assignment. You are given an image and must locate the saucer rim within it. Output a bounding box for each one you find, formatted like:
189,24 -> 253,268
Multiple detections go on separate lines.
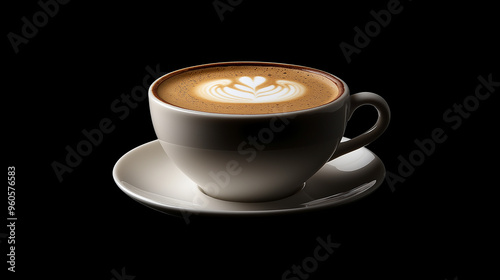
113,140 -> 384,216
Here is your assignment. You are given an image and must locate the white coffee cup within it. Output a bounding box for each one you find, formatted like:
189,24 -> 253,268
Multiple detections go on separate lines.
149,62 -> 390,202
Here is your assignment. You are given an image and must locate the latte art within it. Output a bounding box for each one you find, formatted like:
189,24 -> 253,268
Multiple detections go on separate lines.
196,76 -> 305,103
155,64 -> 341,114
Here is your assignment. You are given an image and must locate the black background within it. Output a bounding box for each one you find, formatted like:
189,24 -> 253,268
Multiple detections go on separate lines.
4,0 -> 498,279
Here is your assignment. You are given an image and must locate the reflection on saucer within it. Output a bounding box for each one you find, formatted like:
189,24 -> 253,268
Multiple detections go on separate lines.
113,138 -> 385,216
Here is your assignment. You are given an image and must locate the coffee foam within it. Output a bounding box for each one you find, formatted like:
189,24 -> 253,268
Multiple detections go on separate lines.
196,76 -> 306,103
156,65 -> 340,114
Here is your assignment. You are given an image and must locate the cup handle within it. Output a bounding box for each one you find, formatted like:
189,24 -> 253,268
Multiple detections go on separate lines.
329,92 -> 391,161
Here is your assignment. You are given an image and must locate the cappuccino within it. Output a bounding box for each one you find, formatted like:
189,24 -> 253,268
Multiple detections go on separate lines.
155,63 -> 341,114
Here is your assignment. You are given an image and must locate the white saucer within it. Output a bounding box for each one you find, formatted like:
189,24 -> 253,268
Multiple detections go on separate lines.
113,138 -> 385,217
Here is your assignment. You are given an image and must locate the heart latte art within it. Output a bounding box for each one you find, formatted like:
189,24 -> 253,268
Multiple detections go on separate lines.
196,76 -> 306,103
155,64 -> 340,114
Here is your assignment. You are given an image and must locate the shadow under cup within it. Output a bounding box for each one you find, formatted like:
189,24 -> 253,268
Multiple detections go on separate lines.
149,62 -> 389,202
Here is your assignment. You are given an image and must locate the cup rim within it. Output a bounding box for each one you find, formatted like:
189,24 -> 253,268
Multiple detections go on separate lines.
149,61 -> 348,117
